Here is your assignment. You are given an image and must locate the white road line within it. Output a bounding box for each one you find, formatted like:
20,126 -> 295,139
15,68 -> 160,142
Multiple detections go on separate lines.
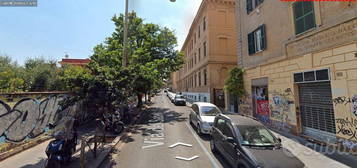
169,142 -> 193,148
185,122 -> 220,168
175,155 -> 199,161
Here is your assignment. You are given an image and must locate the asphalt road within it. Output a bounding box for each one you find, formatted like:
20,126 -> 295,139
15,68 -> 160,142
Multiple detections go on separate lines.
101,93 -> 231,168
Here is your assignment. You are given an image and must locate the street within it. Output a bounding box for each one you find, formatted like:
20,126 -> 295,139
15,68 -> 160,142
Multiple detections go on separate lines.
99,93 -> 351,168
100,93 -> 229,168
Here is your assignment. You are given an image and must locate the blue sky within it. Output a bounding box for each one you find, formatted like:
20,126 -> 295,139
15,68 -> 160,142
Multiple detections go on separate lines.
0,0 -> 201,65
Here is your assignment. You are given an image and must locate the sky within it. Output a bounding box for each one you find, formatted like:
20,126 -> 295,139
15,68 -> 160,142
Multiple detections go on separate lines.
0,0 -> 202,65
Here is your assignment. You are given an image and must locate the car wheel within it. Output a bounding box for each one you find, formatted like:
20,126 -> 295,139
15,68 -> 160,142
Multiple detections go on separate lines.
197,124 -> 202,135
210,138 -> 217,153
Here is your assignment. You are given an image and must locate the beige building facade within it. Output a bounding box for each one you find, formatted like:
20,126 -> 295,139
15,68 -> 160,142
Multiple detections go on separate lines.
235,0 -> 357,147
173,0 -> 238,109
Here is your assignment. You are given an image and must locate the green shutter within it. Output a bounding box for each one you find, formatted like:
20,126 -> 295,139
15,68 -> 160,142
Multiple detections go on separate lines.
248,32 -> 255,55
246,0 -> 253,14
260,24 -> 266,50
293,2 -> 316,35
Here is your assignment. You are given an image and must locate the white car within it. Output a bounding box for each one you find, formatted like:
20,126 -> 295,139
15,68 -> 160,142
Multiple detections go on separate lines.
173,95 -> 186,106
189,102 -> 222,135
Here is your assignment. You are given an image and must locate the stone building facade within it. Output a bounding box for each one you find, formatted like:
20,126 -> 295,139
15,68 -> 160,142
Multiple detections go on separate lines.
173,0 -> 237,109
235,0 -> 357,146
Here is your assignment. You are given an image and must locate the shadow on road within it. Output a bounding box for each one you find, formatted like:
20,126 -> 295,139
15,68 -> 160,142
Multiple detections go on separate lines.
19,158 -> 46,168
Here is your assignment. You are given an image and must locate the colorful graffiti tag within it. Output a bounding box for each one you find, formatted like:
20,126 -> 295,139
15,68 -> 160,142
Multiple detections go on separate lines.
0,95 -> 73,143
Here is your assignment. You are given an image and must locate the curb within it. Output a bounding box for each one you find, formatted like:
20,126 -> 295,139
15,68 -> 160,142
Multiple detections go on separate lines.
93,107 -> 145,168
0,135 -> 52,162
88,133 -> 124,168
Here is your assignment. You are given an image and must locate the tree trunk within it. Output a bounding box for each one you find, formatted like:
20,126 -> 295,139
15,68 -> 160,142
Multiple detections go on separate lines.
137,93 -> 143,107
148,90 -> 151,102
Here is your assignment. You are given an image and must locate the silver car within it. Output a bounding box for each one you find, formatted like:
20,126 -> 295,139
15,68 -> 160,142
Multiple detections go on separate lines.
189,102 -> 222,135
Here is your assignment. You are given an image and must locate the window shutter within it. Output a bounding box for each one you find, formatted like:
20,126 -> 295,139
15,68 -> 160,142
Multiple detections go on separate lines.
246,0 -> 253,14
248,32 -> 255,55
260,24 -> 266,50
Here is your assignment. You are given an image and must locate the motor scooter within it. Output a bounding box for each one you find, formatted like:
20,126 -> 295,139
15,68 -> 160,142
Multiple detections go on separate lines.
103,110 -> 124,134
45,124 -> 78,168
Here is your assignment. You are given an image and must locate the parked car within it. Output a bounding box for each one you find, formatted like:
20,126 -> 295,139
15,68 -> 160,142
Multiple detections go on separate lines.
173,94 -> 186,106
210,114 -> 305,168
167,92 -> 176,102
189,102 -> 222,135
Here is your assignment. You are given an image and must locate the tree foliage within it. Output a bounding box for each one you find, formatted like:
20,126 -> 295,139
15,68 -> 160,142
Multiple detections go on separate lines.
66,12 -> 184,113
224,67 -> 245,98
0,56 -> 71,93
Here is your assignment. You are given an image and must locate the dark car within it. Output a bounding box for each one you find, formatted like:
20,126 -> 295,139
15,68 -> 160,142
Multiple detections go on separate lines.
210,114 -> 305,168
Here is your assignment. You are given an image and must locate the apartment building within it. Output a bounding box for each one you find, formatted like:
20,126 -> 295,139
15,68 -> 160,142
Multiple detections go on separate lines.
173,0 -> 237,109
235,0 -> 357,146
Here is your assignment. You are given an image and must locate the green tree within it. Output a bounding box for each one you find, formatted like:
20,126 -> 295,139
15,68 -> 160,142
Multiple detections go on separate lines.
67,12 -> 184,114
23,58 -> 59,92
0,55 -> 25,92
224,67 -> 245,98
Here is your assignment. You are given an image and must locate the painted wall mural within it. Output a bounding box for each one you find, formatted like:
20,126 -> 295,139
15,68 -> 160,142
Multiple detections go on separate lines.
0,95 -> 78,143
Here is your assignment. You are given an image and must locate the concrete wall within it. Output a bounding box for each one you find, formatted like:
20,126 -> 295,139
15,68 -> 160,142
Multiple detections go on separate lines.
0,94 -> 90,144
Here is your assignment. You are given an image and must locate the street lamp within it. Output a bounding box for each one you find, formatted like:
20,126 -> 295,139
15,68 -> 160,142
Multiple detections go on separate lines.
122,0 -> 176,67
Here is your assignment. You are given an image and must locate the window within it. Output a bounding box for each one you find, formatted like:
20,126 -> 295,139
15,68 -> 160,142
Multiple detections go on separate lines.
200,106 -> 221,116
222,122 -> 234,137
192,104 -> 199,114
198,48 -> 201,61
246,0 -> 253,14
293,69 -> 330,83
246,0 -> 264,14
293,1 -> 316,35
203,17 -> 206,31
203,42 -> 207,57
198,25 -> 201,38
194,53 -> 196,64
248,25 -> 266,55
194,33 -> 196,43
198,71 -> 201,86
204,69 -> 207,85
216,119 -> 226,132
237,125 -> 279,146
194,74 -> 196,87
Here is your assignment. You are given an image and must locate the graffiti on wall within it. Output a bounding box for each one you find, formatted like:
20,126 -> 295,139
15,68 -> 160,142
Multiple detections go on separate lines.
269,89 -> 295,124
238,94 -> 253,116
333,95 -> 357,116
0,95 -> 75,143
352,95 -> 357,116
335,117 -> 357,141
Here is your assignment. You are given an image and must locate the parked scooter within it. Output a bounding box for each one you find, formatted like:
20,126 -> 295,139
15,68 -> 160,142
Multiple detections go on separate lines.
45,122 -> 78,168
103,110 -> 124,134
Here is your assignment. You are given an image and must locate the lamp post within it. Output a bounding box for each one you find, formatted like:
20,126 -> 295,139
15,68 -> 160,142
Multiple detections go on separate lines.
122,0 -> 176,67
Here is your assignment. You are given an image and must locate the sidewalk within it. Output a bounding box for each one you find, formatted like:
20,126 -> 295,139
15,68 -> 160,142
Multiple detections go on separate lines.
67,105 -> 145,168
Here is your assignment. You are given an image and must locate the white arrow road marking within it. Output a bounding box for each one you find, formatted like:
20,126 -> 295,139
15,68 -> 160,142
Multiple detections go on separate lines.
142,141 -> 164,149
175,155 -> 199,161
169,142 -> 193,148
